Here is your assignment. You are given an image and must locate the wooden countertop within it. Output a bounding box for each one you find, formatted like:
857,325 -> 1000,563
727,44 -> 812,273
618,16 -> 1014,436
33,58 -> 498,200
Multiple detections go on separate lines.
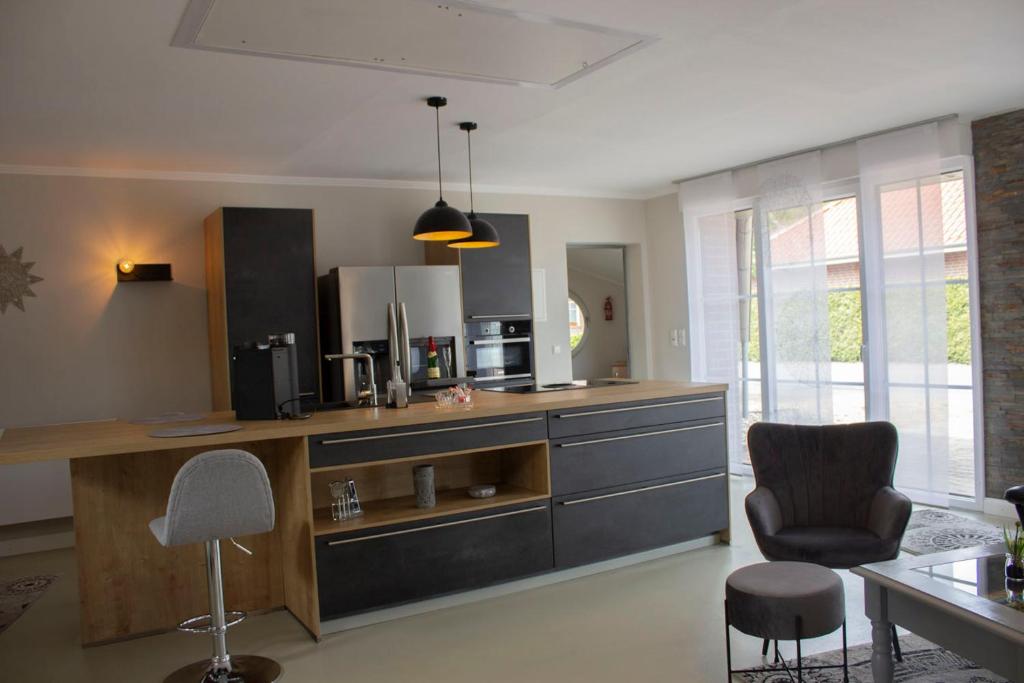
0,380 -> 726,465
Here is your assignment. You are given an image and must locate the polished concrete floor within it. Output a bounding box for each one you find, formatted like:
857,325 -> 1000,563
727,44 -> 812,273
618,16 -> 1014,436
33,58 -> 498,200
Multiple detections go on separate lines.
0,477 -> 1001,682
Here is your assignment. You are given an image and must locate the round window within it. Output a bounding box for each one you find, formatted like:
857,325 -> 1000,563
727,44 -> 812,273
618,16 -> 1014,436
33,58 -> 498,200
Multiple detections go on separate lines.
568,293 -> 588,355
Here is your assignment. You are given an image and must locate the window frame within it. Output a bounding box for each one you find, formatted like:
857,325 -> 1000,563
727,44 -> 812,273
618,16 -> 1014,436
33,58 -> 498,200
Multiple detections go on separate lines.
568,291 -> 590,357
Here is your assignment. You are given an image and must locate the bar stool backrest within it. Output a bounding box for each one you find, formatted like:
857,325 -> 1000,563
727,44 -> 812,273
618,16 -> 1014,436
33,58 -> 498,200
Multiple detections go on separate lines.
159,449 -> 275,547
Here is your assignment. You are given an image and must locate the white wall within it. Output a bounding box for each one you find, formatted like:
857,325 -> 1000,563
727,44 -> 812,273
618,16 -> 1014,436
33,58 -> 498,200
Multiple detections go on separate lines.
644,192 -> 691,381
568,266 -> 628,380
0,172 -> 648,524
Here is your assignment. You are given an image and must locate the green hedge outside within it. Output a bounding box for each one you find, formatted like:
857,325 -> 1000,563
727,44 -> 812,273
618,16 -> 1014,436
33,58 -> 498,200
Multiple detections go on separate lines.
744,283 -> 971,364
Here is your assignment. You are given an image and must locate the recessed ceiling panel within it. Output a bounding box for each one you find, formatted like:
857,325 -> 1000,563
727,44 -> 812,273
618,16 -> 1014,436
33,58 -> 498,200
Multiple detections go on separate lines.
173,0 -> 655,88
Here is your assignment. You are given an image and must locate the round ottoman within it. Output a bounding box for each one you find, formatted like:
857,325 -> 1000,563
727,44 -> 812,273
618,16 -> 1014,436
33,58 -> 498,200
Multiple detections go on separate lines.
724,561 -> 848,681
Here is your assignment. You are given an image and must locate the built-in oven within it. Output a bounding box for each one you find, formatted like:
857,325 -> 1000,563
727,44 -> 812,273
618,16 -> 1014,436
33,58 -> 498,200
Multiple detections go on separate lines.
464,320 -> 533,384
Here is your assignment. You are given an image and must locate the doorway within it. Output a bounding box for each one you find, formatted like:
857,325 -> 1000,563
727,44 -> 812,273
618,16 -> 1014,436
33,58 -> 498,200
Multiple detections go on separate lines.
566,245 -> 629,381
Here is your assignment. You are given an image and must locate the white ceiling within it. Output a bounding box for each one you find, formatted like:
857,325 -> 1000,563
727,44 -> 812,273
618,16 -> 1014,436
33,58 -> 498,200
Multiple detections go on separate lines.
181,0 -> 653,88
1,0 -> 1022,198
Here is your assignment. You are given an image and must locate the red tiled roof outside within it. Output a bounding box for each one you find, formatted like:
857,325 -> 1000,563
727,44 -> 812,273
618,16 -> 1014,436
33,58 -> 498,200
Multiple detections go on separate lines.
825,251 -> 968,290
766,172 -> 967,267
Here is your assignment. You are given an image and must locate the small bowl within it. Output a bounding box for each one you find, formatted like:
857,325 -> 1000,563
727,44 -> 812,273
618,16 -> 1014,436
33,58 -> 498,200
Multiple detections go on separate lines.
467,484 -> 497,499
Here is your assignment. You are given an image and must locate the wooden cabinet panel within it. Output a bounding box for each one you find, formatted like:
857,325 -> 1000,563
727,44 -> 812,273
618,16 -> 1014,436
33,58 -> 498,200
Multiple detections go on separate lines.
205,207 -> 320,410
547,393 -> 725,439
459,214 -> 532,321
552,472 -> 728,569
308,412 -> 548,468
316,501 -> 553,619
550,418 -> 726,496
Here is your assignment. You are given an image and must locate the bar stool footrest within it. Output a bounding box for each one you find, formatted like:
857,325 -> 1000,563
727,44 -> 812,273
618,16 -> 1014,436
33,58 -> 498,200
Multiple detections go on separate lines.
177,611 -> 246,634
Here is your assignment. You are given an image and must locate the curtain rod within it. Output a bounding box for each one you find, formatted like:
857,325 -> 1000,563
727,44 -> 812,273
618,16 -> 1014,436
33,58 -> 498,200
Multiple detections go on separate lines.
671,114 -> 959,186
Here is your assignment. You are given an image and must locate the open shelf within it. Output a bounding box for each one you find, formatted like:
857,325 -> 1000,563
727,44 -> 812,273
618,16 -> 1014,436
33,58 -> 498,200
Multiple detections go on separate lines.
309,441 -> 550,536
313,484 -> 548,536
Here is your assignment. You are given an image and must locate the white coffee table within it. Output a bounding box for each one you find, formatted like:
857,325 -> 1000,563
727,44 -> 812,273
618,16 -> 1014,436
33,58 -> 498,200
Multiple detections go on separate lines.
852,543 -> 1024,682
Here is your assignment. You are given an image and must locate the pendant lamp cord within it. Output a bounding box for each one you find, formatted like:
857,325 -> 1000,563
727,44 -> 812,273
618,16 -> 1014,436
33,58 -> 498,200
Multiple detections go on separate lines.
466,128 -> 475,214
435,105 -> 444,201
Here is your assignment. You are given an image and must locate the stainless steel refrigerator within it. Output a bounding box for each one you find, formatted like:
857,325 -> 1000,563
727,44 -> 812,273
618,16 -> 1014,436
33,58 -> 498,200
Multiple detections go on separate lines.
318,266 -> 466,404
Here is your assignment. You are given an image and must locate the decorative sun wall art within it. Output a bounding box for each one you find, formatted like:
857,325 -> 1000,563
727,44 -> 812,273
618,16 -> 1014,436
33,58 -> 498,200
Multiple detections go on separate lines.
0,245 -> 44,314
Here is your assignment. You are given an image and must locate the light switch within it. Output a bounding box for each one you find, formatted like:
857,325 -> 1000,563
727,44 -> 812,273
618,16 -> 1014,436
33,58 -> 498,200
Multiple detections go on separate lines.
670,329 -> 679,347
552,344 -> 562,355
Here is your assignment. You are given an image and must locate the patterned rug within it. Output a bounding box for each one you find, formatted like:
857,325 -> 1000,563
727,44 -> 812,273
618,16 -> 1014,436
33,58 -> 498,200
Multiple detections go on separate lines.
0,575 -> 57,635
901,509 -> 1004,555
733,634 -> 1006,682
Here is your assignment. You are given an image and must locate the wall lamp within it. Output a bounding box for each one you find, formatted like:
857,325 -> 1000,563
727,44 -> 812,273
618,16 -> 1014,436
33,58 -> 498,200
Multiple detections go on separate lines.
116,259 -> 173,282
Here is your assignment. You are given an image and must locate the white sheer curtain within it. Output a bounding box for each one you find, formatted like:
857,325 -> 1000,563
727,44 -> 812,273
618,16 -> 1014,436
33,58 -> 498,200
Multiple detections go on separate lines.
680,172 -> 743,465
755,152 -> 833,424
858,123 -> 949,506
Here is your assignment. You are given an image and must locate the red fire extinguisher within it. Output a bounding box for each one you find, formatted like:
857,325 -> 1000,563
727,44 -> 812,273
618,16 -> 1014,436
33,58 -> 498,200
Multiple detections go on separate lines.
604,297 -> 613,321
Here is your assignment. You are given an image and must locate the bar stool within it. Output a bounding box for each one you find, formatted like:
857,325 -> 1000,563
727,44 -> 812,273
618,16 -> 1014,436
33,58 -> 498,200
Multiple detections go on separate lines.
149,449 -> 282,683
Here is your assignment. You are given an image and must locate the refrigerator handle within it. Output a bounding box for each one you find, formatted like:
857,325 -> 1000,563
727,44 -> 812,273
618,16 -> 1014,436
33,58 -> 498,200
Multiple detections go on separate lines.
398,302 -> 412,390
386,302 -> 400,383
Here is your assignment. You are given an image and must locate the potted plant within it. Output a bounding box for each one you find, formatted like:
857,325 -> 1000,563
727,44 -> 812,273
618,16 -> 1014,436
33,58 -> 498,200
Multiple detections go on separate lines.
1005,522 -> 1024,582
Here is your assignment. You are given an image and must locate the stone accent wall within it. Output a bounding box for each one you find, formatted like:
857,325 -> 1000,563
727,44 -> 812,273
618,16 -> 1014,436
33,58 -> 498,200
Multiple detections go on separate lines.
973,108 -> 1024,499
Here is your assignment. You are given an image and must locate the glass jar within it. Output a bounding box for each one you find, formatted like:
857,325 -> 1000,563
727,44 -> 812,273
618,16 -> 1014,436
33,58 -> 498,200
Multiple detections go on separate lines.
1005,553 -> 1024,582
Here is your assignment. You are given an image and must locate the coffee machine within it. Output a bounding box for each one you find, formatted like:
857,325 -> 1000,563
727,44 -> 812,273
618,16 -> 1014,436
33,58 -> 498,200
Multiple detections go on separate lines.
232,333 -> 305,420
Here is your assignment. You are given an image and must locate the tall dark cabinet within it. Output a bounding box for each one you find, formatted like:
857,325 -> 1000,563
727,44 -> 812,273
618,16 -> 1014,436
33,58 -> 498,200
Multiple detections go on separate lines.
427,213 -> 533,321
205,207 -> 320,411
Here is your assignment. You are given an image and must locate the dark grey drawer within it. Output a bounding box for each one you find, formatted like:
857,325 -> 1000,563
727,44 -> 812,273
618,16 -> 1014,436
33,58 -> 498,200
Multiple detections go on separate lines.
550,418 -> 726,495
308,412 -> 548,468
552,471 -> 728,568
547,394 -> 725,439
316,501 -> 554,619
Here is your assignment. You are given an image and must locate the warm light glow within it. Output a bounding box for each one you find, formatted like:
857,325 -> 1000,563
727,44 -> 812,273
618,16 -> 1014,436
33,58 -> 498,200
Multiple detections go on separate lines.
448,240 -> 499,249
412,230 -> 473,241
117,259 -> 135,274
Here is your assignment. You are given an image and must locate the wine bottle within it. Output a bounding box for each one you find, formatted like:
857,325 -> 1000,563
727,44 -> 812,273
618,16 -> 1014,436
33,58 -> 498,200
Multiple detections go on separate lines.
426,336 -> 440,380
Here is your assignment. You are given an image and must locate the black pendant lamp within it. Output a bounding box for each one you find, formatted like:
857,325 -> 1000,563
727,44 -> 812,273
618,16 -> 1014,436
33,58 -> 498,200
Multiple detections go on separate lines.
449,122 -> 500,249
413,97 -> 473,241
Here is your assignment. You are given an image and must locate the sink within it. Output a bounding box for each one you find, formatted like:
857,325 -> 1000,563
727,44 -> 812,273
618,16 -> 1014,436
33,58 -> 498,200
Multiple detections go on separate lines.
316,400 -> 377,411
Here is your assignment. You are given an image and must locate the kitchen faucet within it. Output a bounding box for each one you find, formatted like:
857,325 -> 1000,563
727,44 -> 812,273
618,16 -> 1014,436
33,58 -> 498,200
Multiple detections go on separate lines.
323,353 -> 377,407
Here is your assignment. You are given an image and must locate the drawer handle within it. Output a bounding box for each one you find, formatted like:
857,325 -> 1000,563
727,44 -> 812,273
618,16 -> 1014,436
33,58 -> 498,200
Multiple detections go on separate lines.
553,397 -> 722,419
319,416 -> 545,445
326,505 -> 549,546
469,337 -> 532,345
558,473 -> 726,506
556,422 -> 724,448
469,314 -> 531,319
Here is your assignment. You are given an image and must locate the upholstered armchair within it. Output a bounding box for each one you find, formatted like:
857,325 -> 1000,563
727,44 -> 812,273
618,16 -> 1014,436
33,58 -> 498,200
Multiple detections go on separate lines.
745,421 -> 912,570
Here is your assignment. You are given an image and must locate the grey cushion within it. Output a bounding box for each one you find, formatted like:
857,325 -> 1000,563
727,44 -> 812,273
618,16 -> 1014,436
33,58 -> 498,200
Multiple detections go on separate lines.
149,449 -> 275,547
745,422 -> 912,569
759,526 -> 899,569
726,562 -> 844,640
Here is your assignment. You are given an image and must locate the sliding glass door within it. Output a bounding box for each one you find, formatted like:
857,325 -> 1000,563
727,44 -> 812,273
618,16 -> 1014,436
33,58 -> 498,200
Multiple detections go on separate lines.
734,170 -> 979,504
737,194 -> 866,460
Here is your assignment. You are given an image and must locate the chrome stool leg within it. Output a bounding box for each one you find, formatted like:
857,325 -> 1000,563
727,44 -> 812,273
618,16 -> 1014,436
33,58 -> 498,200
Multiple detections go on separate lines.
165,539 -> 281,683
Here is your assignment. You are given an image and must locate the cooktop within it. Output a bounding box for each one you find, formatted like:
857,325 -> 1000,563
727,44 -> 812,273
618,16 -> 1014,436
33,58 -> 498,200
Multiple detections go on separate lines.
480,380 -> 638,393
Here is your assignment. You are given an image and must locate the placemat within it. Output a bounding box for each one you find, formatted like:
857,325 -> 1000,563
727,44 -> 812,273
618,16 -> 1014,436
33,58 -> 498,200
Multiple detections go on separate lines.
149,424 -> 243,438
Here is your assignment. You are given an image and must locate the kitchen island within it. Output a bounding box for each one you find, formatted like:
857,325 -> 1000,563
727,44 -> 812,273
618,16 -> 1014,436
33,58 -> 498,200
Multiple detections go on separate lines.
0,380 -> 728,645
